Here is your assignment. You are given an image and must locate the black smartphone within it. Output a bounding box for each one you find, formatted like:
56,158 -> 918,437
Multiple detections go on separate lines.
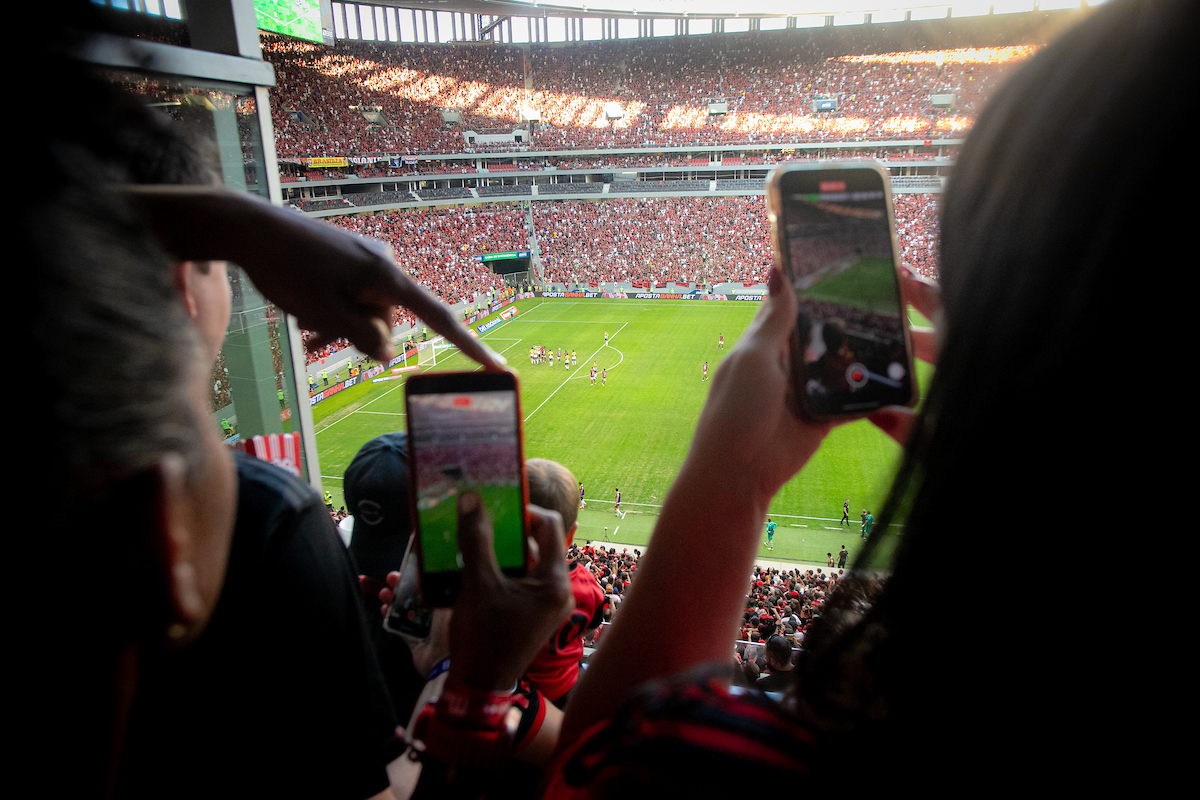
382,534 -> 433,640
405,371 -> 529,607
766,161 -> 918,420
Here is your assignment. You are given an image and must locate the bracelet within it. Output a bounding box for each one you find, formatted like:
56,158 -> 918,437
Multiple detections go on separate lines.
436,680 -> 517,730
413,702 -> 516,770
426,657 -> 451,683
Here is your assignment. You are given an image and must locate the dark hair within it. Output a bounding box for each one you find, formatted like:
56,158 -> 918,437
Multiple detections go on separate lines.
18,64 -> 205,793
795,0 -> 1192,781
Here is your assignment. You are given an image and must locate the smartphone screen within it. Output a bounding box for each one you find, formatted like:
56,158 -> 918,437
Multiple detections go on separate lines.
383,536 -> 433,640
406,372 -> 527,605
771,163 -> 916,417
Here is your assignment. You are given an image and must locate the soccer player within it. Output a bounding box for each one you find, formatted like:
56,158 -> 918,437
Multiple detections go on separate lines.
614,488 -> 622,517
841,499 -> 850,527
602,368 -> 607,387
604,330 -> 609,345
572,350 -> 577,366
702,362 -> 708,381
764,518 -> 777,550
718,334 -> 724,350
565,357 -> 570,372
590,366 -> 597,386
549,351 -> 554,367
580,483 -> 586,508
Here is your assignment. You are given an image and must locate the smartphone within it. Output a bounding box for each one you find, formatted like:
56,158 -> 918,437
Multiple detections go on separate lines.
765,161 -> 918,420
383,534 -> 433,640
405,371 -> 528,606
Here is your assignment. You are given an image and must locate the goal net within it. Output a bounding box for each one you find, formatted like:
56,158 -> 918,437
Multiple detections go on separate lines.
417,335 -> 458,368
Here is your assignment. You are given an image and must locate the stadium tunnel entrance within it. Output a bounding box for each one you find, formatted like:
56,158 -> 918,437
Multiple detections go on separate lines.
478,249 -> 532,287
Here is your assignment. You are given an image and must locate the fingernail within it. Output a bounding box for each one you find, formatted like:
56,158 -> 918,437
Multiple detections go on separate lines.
901,266 -> 913,279
458,490 -> 480,513
768,269 -> 783,296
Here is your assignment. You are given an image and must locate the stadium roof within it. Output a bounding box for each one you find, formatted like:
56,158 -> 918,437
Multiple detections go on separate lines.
366,0 -> 1104,19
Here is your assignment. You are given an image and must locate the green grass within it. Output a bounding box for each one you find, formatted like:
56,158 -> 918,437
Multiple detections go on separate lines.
804,256 -> 903,317
314,297 -> 933,567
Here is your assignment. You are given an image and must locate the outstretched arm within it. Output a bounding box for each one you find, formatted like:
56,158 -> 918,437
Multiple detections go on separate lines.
124,185 -> 508,370
559,268 -> 834,748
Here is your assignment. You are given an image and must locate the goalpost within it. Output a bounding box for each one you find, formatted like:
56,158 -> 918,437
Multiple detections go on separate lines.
417,335 -> 458,368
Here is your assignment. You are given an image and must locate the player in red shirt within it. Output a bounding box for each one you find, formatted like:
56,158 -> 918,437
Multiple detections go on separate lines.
525,459 -> 607,708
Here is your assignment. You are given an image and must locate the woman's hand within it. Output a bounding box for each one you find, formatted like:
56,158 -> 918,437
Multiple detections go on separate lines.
686,267 -> 832,511
867,267 -> 942,446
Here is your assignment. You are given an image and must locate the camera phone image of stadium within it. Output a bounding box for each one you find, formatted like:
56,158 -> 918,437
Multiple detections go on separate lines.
409,391 -> 524,573
786,193 -> 910,414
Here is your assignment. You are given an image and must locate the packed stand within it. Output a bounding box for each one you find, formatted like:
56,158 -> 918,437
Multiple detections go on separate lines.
329,204 -> 524,305
262,26 -> 1032,156
534,196 -> 772,287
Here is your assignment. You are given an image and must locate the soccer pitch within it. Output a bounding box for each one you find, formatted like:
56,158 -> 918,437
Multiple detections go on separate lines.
312,297 -> 931,566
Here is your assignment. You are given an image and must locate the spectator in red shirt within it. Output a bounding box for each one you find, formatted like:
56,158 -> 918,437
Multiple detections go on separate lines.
524,458 -> 607,709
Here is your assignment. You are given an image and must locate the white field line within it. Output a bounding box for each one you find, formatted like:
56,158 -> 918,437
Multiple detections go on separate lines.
315,307 -> 540,433
590,500 -> 900,526
524,322 -> 628,422
315,382 -> 404,435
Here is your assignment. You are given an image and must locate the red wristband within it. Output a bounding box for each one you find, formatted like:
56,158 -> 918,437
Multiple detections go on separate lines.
413,704 -> 515,770
436,680 -> 516,730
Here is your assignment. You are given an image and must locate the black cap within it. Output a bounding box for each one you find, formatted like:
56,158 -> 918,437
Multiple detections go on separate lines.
344,431 -> 412,580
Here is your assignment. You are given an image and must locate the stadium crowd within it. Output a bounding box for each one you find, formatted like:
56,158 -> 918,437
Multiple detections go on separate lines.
534,196 -> 773,287
262,30 -> 1031,157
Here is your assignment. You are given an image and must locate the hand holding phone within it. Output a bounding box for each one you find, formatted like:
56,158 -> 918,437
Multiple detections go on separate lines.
447,492 -> 574,692
766,161 -> 918,420
383,535 -> 434,641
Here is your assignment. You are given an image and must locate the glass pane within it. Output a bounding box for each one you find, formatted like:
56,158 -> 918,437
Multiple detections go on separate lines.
581,17 -> 602,39
759,18 -> 787,30
617,18 -> 638,38
653,18 -> 673,37
99,72 -> 308,476
725,18 -> 750,33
